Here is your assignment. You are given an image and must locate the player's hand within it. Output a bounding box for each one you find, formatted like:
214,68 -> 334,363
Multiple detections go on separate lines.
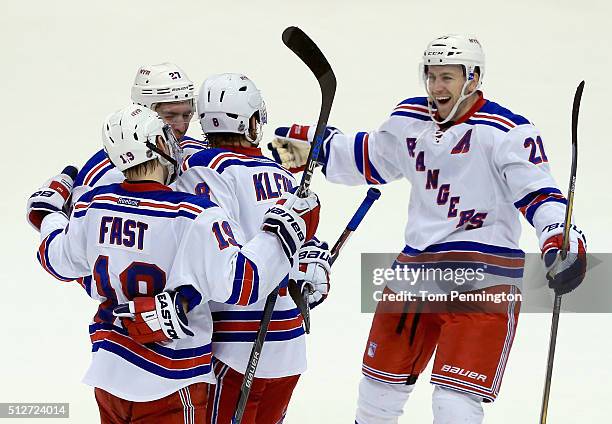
540,222 -> 587,295
113,291 -> 194,344
261,189 -> 321,263
268,124 -> 341,173
296,238 -> 331,308
26,166 -> 78,231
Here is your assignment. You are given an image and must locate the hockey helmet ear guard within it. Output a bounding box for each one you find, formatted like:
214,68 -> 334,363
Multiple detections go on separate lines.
420,34 -> 485,124
154,123 -> 183,184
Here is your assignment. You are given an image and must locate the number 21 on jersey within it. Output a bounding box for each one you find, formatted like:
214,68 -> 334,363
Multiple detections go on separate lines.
524,136 -> 548,164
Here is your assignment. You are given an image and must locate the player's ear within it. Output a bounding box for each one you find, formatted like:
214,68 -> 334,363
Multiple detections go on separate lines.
466,72 -> 480,94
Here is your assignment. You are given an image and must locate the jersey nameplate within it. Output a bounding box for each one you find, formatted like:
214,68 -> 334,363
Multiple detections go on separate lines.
98,216 -> 149,252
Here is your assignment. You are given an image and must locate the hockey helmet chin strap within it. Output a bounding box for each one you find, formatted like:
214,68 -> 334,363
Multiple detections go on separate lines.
244,105 -> 267,146
244,120 -> 263,145
425,65 -> 480,125
145,125 -> 182,185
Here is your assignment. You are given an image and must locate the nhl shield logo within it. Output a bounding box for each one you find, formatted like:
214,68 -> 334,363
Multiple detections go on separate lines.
367,341 -> 378,358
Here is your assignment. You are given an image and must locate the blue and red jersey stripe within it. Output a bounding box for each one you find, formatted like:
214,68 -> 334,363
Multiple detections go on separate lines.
354,132 -> 387,185
225,253 -> 260,306
182,148 -> 291,177
391,97 -> 431,121
396,241 -> 525,279
211,308 -> 304,342
73,188 -> 213,221
37,229 -> 75,282
89,323 -> 212,380
514,187 -> 567,226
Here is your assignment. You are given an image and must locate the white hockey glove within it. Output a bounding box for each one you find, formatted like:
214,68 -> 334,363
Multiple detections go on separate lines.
261,189 -> 321,264
296,238 -> 331,308
113,291 -> 194,344
268,124 -> 341,173
26,166 -> 78,231
539,222 -> 587,295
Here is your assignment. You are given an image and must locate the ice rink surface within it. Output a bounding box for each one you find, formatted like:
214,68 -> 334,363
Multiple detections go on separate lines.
2,0 -> 611,422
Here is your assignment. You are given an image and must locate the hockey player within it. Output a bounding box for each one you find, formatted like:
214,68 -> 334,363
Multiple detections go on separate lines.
72,62 -> 208,203
269,35 -> 587,423
172,73 -> 331,424
26,105 -> 321,423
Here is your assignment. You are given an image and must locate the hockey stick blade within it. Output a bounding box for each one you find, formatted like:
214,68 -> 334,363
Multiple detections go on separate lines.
282,27 -> 335,87
282,26 -> 337,196
539,80 -> 584,424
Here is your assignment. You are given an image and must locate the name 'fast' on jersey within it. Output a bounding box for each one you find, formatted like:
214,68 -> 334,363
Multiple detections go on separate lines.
37,179 -> 291,401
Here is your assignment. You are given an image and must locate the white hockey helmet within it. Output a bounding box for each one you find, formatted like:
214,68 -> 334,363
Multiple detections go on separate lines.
102,104 -> 182,184
197,73 -> 267,145
131,63 -> 195,110
421,34 -> 485,124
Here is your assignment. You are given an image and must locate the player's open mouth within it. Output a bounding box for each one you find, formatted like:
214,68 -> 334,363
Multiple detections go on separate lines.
436,96 -> 451,105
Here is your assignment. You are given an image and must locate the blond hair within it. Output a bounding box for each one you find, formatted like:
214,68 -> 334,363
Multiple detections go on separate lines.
124,159 -> 160,181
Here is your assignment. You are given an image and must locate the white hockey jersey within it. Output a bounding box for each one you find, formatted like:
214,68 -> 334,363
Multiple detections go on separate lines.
176,145 -> 305,378
72,136 -> 208,204
37,181 -> 291,401
320,93 -> 567,293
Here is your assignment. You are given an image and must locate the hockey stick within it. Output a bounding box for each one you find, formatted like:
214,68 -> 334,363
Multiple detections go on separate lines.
329,188 -> 381,265
294,187 -> 382,333
232,27 -> 336,424
282,26 -> 337,334
539,80 -> 584,424
283,26 -> 337,196
232,191 -> 379,424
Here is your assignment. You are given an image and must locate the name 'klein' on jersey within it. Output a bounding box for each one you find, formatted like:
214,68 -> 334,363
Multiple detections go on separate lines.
177,146 -> 305,378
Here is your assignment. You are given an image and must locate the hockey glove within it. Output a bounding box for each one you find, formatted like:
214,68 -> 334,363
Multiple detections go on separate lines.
113,291 -> 194,344
268,124 -> 340,173
296,238 -> 331,309
26,166 -> 78,231
261,189 -> 321,263
540,222 -> 587,295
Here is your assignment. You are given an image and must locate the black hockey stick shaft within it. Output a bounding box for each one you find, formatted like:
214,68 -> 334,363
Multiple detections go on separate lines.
232,286 -> 279,424
282,26 -> 337,334
539,80 -> 584,424
232,27 -> 336,424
